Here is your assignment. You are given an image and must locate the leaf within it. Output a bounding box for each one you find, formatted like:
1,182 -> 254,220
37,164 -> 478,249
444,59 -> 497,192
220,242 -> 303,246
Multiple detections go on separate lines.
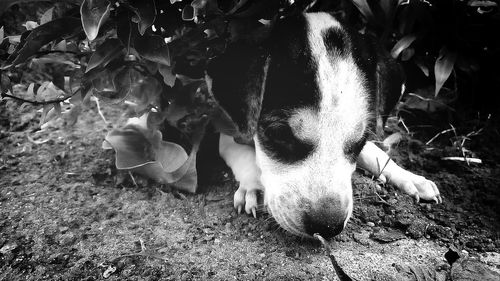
351,0 -> 375,22
63,104 -> 82,127
4,17 -> 82,68
0,0 -> 81,16
92,66 -> 142,104
170,146 -> 198,193
116,8 -> 138,53
379,0 -> 396,21
86,38 -> 124,73
22,21 -> 39,31
104,122 -> 199,192
80,0 -> 111,41
44,102 -> 62,125
134,34 -> 170,66
182,5 -> 195,21
158,64 -> 176,87
40,7 -> 54,25
390,34 -> 417,59
27,83 -> 35,98
415,58 -> 429,77
467,0 -> 497,7
89,66 -> 127,103
226,0 -> 250,15
226,0 -> 280,19
128,0 -> 157,35
126,76 -> 163,114
54,40 -> 67,51
40,104 -> 53,124
434,46 -> 457,97
401,47 -> 414,61
403,87 -> 456,113
191,0 -> 221,17
111,67 -> 140,102
105,124 -> 187,171
36,82 -> 63,102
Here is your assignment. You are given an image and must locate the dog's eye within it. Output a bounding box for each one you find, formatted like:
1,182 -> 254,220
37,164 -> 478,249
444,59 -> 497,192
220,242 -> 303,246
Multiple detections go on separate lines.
258,116 -> 315,164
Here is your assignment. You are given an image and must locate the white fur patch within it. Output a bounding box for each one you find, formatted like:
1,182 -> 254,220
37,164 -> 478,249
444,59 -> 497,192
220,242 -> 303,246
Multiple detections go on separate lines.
305,13 -> 369,160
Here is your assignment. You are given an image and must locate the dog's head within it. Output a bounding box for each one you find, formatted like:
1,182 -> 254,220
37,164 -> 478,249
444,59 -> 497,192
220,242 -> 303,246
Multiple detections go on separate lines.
207,12 -> 401,239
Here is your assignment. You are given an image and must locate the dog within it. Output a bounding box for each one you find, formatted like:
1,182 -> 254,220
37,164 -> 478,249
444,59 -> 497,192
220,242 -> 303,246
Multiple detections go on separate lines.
206,12 -> 442,239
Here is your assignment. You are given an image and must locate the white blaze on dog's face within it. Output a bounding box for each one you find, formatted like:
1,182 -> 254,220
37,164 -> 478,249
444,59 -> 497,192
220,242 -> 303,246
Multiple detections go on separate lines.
255,13 -> 373,238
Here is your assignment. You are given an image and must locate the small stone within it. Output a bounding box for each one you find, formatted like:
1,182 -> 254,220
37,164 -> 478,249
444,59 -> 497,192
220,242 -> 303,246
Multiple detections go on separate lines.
59,232 -> 76,246
0,243 -> 18,254
366,222 -> 375,227
353,233 -> 371,246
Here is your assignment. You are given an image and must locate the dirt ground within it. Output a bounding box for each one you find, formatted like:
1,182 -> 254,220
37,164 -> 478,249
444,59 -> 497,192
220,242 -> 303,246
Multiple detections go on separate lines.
1,100 -> 500,281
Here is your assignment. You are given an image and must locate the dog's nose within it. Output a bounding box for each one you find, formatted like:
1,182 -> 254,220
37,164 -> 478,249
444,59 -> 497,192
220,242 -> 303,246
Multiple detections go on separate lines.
303,197 -> 349,239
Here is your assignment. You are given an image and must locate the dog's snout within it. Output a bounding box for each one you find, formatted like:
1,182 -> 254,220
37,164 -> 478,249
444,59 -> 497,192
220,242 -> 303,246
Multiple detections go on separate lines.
303,197 -> 349,239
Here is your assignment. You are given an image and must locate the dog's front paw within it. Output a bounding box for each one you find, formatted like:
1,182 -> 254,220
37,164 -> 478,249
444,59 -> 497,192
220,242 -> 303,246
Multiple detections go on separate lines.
383,170 -> 442,204
233,181 -> 262,218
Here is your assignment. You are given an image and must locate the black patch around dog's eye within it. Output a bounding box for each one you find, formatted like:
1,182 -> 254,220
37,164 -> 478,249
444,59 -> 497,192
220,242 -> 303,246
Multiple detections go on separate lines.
343,134 -> 368,163
258,111 -> 315,164
323,27 -> 348,57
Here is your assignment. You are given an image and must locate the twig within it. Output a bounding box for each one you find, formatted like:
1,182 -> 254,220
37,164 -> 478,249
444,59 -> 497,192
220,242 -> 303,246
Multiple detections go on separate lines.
374,191 -> 392,206
376,157 -> 391,179
27,135 -> 50,145
32,49 -> 80,57
425,128 -> 455,145
372,157 -> 392,206
90,96 -> 108,124
314,234 -> 355,281
1,90 -> 78,106
442,157 -> 482,164
398,117 -> 410,134
128,171 -> 138,188
111,251 -> 167,263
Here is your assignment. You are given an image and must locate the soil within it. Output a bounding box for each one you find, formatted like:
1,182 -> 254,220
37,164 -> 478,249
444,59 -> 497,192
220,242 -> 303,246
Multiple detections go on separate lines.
1,100 -> 500,281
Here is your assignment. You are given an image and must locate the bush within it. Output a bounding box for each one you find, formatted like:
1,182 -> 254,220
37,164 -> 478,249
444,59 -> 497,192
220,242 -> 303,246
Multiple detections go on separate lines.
1,0 -> 498,191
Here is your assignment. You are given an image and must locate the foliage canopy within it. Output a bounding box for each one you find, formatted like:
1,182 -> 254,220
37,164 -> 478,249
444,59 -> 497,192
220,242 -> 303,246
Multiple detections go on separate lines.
0,0 -> 498,191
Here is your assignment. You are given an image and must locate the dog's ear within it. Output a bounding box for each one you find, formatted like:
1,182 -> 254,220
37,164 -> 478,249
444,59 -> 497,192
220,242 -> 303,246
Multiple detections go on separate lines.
375,57 -> 405,136
206,42 -> 269,143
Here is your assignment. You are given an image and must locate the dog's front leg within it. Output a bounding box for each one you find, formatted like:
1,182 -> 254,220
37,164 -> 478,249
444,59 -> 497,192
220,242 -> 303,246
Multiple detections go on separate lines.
219,133 -> 263,217
357,141 -> 442,203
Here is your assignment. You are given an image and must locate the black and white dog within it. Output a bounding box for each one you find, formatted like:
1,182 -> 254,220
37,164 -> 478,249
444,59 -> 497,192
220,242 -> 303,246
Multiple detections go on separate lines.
206,12 -> 441,239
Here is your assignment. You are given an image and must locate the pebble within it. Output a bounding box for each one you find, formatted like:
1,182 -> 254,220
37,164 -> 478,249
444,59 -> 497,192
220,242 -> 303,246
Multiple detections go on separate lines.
59,233 -> 76,246
0,243 -> 18,254
366,222 -> 375,227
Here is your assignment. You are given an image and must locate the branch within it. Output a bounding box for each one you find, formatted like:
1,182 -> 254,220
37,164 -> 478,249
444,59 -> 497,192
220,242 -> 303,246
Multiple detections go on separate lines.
1,89 -> 80,106
33,50 -> 87,59
0,0 -> 82,16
